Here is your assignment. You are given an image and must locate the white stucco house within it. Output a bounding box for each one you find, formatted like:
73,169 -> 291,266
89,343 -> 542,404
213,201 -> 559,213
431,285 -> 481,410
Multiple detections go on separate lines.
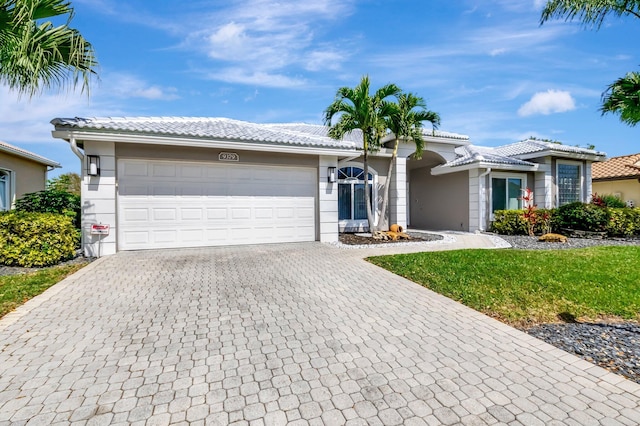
51,117 -> 605,256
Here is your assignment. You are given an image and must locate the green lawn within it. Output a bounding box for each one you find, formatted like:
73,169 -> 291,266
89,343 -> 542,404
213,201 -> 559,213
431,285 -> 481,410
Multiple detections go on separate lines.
0,264 -> 86,318
368,246 -> 640,326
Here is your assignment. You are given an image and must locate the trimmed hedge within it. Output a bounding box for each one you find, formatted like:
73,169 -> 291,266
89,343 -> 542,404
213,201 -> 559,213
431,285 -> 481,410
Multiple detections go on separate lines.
490,210 -> 529,235
491,204 -> 640,237
14,189 -> 80,228
0,212 -> 79,267
608,208 -> 640,237
491,209 -> 553,235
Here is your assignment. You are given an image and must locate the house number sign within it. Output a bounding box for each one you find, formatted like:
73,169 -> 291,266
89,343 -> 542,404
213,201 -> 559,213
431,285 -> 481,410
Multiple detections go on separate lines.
219,152 -> 239,162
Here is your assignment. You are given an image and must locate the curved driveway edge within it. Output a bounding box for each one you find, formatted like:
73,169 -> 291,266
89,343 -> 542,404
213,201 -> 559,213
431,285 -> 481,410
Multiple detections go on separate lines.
0,237 -> 639,425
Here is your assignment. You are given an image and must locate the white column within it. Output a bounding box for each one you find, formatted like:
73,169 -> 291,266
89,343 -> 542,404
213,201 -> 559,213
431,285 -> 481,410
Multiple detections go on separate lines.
585,162 -> 593,202
318,156 -> 338,243
389,156 -> 407,229
469,169 -> 480,232
81,141 -> 117,256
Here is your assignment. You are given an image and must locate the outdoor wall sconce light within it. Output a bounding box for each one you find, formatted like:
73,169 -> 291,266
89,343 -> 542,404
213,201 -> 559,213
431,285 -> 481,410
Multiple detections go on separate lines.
327,166 -> 336,183
87,155 -> 100,176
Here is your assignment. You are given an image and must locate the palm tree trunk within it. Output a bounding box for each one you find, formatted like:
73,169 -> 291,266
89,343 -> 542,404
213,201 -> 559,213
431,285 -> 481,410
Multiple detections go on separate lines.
363,149 -> 376,233
378,138 -> 398,231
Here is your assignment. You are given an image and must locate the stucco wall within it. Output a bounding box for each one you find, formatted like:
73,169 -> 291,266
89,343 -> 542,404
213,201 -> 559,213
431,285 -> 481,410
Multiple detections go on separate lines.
0,152 -> 47,203
593,179 -> 640,206
409,167 -> 469,231
115,144 -> 319,167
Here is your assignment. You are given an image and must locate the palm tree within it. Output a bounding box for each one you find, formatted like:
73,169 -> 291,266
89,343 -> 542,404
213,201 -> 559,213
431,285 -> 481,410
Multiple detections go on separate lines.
540,0 -> 640,126
540,0 -> 640,29
379,93 -> 440,230
601,72 -> 640,126
0,0 -> 97,97
324,75 -> 401,233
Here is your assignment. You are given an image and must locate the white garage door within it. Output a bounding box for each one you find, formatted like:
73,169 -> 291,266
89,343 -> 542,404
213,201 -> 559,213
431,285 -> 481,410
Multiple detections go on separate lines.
117,159 -> 316,250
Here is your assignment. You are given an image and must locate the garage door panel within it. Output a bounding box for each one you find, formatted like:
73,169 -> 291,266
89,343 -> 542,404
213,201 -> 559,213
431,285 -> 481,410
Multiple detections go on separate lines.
123,208 -> 149,221
118,159 -> 317,250
152,164 -> 176,177
153,208 -> 176,221
207,208 -> 227,220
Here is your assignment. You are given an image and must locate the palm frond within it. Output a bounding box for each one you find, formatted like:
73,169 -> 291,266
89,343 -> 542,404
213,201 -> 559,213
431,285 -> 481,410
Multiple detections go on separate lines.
540,0 -> 640,28
600,71 -> 640,126
0,0 -> 97,97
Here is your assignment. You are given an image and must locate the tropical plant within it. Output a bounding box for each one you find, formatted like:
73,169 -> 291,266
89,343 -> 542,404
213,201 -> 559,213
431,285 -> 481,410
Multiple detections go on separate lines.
601,72 -> 640,126
0,0 -> 97,97
324,75 -> 401,232
540,0 -> 640,126
380,93 -> 440,230
47,171 -> 80,195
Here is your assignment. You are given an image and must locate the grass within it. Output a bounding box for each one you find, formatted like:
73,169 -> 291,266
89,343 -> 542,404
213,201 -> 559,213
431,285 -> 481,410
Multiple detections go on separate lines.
0,263 -> 86,318
368,246 -> 640,326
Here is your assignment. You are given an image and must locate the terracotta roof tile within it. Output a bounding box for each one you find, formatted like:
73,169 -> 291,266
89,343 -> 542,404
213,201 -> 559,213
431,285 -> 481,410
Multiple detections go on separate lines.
592,153 -> 640,180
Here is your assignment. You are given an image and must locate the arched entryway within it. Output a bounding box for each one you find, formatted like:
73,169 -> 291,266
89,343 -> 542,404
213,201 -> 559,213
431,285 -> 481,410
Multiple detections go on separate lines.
338,164 -> 377,232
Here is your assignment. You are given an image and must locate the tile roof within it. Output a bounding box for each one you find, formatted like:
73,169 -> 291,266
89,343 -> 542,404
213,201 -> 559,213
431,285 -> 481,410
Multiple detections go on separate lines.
494,139 -> 606,158
51,117 -> 360,150
0,140 -> 60,167
592,153 -> 640,180
421,128 -> 469,140
444,145 -> 536,168
51,117 -> 470,151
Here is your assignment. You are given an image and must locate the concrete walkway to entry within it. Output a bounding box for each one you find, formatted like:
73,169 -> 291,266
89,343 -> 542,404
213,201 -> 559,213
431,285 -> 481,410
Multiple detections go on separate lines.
0,233 -> 639,425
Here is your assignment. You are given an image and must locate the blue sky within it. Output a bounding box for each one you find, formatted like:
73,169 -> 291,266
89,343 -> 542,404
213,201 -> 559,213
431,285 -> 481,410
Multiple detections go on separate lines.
2,0 -> 639,176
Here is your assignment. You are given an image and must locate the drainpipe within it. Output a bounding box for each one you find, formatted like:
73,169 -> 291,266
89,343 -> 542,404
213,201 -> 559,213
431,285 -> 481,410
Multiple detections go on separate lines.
69,136 -> 84,160
69,136 -> 85,254
478,168 -> 491,232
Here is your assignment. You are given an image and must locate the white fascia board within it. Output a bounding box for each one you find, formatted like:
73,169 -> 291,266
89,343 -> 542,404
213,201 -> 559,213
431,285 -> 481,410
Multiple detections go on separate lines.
0,144 -> 61,167
52,130 -> 357,158
382,133 -> 469,147
431,161 -> 538,176
515,150 -> 606,162
422,134 -> 470,146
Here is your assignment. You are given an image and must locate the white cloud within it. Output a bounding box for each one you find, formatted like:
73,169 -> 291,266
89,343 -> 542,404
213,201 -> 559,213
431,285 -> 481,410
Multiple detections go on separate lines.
305,50 -> 344,72
207,68 -> 306,88
518,90 -> 576,116
185,0 -> 355,85
0,86 -> 95,143
104,73 -> 179,100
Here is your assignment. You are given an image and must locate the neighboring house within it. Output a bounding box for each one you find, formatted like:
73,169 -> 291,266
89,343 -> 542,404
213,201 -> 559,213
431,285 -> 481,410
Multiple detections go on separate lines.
592,153 -> 640,207
0,140 -> 61,211
50,117 -> 605,256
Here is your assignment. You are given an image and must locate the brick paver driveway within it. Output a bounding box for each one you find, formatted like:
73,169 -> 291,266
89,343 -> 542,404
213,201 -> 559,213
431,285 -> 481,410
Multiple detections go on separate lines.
1,238 -> 639,425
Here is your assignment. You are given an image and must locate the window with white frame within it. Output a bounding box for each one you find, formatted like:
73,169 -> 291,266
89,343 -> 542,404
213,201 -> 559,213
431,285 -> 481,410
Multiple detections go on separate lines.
491,174 -> 525,213
557,161 -> 582,205
338,166 -> 373,221
0,170 -> 11,211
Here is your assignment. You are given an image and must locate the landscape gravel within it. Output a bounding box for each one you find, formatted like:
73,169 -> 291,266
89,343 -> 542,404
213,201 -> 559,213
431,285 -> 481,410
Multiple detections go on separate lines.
493,233 -> 640,384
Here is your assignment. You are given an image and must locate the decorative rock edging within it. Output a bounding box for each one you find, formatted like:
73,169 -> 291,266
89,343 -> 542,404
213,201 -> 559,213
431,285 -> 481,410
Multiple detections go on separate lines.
328,231 -> 455,249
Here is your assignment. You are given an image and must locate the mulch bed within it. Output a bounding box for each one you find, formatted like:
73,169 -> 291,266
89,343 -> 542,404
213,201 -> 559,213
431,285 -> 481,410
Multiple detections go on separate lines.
339,232 -> 443,245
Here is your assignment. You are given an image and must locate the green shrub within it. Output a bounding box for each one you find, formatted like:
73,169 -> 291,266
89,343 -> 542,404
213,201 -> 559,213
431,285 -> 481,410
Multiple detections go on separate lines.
592,193 -> 627,208
14,189 -> 80,228
607,208 -> 640,237
0,212 -> 79,267
490,210 -> 529,235
555,202 -> 610,232
491,209 -> 556,235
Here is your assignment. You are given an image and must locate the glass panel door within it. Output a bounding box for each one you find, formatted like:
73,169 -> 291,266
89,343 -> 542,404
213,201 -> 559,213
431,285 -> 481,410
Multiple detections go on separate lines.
338,184 -> 351,220
507,178 -> 522,210
354,184 -> 367,220
492,178 -> 506,212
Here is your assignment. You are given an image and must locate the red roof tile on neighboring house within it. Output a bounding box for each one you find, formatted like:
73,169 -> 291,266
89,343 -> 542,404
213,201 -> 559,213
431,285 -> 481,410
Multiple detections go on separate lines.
592,153 -> 640,180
